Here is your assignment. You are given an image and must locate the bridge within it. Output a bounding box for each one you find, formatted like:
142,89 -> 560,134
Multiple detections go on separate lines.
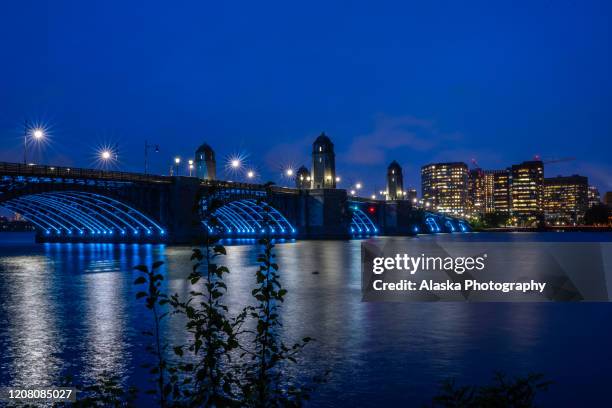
0,161 -> 470,243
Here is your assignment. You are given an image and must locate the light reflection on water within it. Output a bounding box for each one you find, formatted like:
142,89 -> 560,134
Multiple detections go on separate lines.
0,233 -> 611,406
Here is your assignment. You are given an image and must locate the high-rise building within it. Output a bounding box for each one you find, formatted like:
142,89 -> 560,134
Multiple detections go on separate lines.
588,186 -> 601,208
311,132 -> 336,189
195,143 -> 216,180
386,161 -> 404,200
483,171 -> 496,213
605,192 -> 612,206
467,168 -> 485,216
421,162 -> 469,216
296,166 -> 311,189
544,175 -> 588,224
510,160 -> 544,221
482,169 -> 510,213
493,170 -> 511,213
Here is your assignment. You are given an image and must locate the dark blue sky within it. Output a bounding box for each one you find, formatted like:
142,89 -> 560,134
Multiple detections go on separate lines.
1,0 -> 610,196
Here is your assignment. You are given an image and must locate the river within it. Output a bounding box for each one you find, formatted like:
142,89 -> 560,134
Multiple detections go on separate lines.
1,232 -> 611,406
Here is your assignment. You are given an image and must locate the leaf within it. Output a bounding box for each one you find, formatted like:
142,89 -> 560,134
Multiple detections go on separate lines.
134,276 -> 147,285
136,291 -> 147,299
133,265 -> 148,273
152,260 -> 164,269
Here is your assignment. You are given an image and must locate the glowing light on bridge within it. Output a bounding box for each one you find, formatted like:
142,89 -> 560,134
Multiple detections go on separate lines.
202,199 -> 296,237
32,128 -> 45,139
349,206 -> 378,235
0,191 -> 165,241
224,152 -> 249,179
94,144 -> 119,170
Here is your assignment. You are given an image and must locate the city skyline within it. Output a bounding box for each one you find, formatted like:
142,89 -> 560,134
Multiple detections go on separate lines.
1,1 -> 610,198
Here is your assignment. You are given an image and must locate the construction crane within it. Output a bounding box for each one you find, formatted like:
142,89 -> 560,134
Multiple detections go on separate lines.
532,155 -> 576,165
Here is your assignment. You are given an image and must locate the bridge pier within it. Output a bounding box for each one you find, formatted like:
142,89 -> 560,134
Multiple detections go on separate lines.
164,177 -> 203,243
302,189 -> 350,238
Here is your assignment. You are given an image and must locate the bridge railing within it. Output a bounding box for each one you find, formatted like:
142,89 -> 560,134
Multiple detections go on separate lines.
0,162 -> 172,184
1,161 -> 312,193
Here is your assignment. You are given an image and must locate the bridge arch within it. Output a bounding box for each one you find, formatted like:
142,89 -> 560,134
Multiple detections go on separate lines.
202,199 -> 296,236
349,206 -> 378,235
0,191 -> 165,241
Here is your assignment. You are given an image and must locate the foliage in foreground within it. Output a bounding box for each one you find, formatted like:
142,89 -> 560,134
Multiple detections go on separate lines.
128,193 -> 322,407
429,372 -> 552,408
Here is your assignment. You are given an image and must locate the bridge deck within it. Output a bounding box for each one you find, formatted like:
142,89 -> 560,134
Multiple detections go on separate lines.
0,162 -> 302,194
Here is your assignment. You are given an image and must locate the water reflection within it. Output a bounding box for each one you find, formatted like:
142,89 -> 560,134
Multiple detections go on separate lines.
1,254 -> 62,386
0,233 -> 611,407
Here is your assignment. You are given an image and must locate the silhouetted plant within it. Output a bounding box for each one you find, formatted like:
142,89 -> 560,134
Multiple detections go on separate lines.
430,372 -> 552,408
65,372 -> 137,408
63,191 -> 323,407
168,200 -> 246,407
134,260 -> 174,407
237,196 -> 318,407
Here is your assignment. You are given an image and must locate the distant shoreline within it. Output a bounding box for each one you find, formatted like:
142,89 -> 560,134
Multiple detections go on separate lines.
479,226 -> 612,233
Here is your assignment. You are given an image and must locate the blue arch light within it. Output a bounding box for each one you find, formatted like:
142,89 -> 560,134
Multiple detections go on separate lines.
0,191 -> 166,241
202,199 -> 295,237
349,207 -> 378,235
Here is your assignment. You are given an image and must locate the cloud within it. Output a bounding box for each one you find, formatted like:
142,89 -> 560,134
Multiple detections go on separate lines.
339,114 -> 461,166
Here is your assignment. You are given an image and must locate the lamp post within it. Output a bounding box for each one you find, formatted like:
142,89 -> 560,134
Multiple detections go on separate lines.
174,157 -> 181,176
23,120 -> 45,165
144,140 -> 159,174
188,160 -> 194,177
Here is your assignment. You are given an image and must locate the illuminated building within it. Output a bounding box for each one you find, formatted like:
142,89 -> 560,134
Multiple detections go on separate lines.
509,160 -> 544,222
483,171 -> 496,213
195,143 -> 216,180
467,168 -> 485,216
296,166 -> 311,189
588,185 -> 601,208
493,170 -> 511,213
386,161 -> 404,200
544,175 -> 588,224
311,132 -> 336,189
421,162 -> 468,216
481,169 -> 511,214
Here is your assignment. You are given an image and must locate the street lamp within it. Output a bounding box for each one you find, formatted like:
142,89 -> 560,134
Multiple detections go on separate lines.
174,157 -> 181,176
335,176 -> 341,183
286,168 -> 294,177
101,150 -> 112,160
231,159 -> 240,168
355,182 -> 362,190
23,120 -> 46,164
33,129 -> 44,139
188,160 -> 194,177
247,170 -> 255,179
